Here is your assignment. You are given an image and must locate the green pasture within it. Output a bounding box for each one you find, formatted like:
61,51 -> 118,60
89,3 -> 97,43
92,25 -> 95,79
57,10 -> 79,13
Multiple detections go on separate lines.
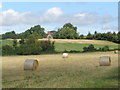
1,39 -> 118,52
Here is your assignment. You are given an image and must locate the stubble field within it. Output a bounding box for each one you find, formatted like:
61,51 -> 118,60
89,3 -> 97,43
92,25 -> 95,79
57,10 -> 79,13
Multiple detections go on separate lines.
2,51 -> 118,88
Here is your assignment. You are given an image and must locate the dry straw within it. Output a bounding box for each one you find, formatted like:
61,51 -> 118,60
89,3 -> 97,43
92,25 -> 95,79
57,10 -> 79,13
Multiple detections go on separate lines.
62,53 -> 68,58
24,59 -> 39,70
114,50 -> 118,54
99,56 -> 111,66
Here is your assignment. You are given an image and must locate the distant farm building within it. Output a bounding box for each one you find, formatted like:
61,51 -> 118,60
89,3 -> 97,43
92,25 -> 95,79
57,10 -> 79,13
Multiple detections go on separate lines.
43,31 -> 53,39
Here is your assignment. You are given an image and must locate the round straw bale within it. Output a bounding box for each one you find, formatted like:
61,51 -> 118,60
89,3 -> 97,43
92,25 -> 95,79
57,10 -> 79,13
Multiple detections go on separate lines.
62,53 -> 68,58
99,56 -> 111,66
114,50 -> 118,54
24,59 -> 39,70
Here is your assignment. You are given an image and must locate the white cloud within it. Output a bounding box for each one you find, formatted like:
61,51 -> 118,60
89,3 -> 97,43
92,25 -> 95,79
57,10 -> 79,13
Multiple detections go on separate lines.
1,9 -> 19,25
39,7 -> 63,23
0,9 -> 40,25
74,13 -> 87,17
0,8 -> 117,26
0,8 -> 63,26
73,12 -> 116,26
102,24 -> 118,30
20,12 -> 40,24
99,14 -> 116,24
45,7 -> 63,17
72,12 -> 98,25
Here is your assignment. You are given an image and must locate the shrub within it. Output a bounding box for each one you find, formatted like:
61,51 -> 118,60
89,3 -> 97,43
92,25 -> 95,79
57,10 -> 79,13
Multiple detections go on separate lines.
2,45 -> 15,55
16,40 -> 55,55
101,46 -> 109,52
83,44 -> 96,52
98,46 -> 110,52
16,42 -> 42,55
40,40 -> 55,51
70,50 -> 80,53
88,44 -> 96,51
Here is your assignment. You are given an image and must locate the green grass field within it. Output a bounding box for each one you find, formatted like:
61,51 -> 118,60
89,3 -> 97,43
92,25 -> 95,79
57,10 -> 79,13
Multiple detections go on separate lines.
2,52 -> 118,88
0,39 -> 13,46
1,39 -> 118,53
55,43 -> 118,52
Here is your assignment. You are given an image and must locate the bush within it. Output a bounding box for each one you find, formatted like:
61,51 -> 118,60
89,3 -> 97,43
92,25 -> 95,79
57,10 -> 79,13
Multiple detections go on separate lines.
40,40 -> 55,51
2,45 -> 15,55
98,46 -> 110,52
16,42 -> 42,55
70,50 -> 80,53
16,40 -> 55,55
83,44 -> 96,52
101,46 -> 109,52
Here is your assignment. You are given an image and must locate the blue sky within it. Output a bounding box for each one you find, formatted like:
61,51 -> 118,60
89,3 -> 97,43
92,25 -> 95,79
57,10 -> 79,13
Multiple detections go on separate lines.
1,2 -> 118,35
3,2 -> 117,16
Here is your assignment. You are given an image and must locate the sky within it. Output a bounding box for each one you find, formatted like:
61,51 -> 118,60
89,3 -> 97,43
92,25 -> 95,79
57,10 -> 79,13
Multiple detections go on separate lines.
0,2 -> 118,35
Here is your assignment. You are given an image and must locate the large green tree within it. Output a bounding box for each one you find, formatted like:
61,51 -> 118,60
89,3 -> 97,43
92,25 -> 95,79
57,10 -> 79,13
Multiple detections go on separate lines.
55,23 -> 79,39
2,31 -> 17,39
18,25 -> 45,39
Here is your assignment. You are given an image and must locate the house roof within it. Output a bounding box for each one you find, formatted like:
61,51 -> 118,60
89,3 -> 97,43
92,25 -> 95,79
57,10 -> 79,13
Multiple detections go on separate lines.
43,31 -> 53,38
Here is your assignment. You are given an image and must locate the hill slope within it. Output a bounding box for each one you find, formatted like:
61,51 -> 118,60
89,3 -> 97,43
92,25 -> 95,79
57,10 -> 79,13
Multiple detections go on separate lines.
1,39 -> 118,52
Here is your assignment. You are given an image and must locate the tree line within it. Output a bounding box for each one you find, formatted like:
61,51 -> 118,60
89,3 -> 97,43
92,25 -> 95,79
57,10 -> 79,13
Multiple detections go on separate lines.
85,31 -> 119,43
1,23 -> 119,43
